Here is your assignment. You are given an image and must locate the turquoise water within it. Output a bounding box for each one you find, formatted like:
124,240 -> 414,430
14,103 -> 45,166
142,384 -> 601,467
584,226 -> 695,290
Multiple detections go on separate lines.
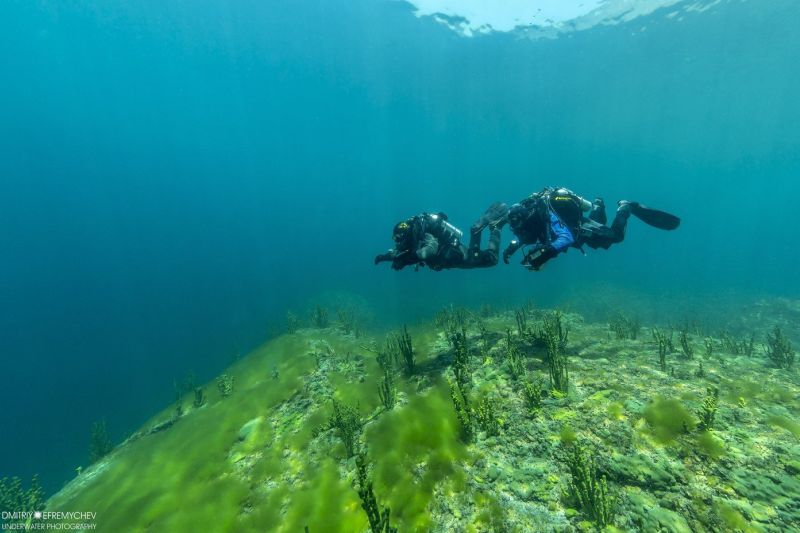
1,0 -> 798,495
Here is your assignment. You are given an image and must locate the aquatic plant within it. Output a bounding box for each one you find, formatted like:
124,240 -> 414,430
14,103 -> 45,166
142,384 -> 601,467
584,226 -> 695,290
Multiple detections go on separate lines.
337,307 -> 358,336
450,327 -> 471,390
376,339 -> 394,374
535,310 -> 569,353
505,329 -> 525,381
703,337 -> 714,357
545,330 -> 569,394
390,326 -> 414,375
0,475 -> 45,514
89,419 -> 113,464
679,330 -> 694,360
329,399 -> 363,458
377,368 -> 396,410
743,334 -> 756,357
522,375 -> 543,416
721,331 -> 755,356
695,361 -> 705,379
515,307 -> 529,337
271,367 -> 280,380
435,305 -> 470,339
698,386 -> 719,431
476,319 -> 491,359
173,391 -> 184,418
563,442 -> 616,527
193,387 -> 206,408
474,395 -> 501,437
448,377 -> 473,442
609,313 -> 640,340
310,305 -> 329,328
764,326 -> 794,369
216,373 -> 235,397
652,328 -> 671,372
354,454 -> 398,533
286,311 -> 300,333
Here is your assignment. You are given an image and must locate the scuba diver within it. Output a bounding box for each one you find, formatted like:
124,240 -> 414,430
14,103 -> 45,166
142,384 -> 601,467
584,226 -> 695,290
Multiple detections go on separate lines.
374,202 -> 509,271
503,187 -> 680,271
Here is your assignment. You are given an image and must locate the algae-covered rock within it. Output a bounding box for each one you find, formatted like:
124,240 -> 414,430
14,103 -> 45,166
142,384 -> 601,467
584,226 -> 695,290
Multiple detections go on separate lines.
625,491 -> 692,533
607,452 -> 680,490
237,417 -> 262,442
41,300 -> 800,532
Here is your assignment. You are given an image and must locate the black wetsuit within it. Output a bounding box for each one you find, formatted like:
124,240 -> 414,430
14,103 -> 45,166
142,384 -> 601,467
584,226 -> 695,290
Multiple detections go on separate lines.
375,212 -> 501,271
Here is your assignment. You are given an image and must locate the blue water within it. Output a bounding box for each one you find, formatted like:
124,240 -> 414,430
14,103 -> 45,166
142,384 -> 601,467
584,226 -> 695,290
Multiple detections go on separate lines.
1,0 -> 798,493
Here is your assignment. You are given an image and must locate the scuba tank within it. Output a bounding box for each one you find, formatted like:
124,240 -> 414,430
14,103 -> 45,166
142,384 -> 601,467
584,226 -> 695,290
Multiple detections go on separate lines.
547,187 -> 592,213
427,213 -> 463,245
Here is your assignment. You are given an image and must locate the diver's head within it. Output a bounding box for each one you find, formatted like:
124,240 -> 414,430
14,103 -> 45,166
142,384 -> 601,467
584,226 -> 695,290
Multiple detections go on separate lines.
393,220 -> 413,246
507,203 -> 529,231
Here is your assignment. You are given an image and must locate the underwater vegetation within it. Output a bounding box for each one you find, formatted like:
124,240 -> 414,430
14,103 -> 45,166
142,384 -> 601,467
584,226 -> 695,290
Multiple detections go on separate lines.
88,419 -> 113,464
0,476 -> 45,515
355,454 -> 398,533
38,296 -> 800,532
765,326 -> 794,369
563,442 -> 616,527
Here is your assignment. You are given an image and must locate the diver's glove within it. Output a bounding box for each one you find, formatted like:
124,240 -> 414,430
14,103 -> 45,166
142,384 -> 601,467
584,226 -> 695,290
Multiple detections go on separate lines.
523,245 -> 557,271
502,240 -> 518,264
374,252 -> 393,265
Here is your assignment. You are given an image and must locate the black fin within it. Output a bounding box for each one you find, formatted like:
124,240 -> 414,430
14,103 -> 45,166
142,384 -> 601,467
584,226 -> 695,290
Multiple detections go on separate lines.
472,202 -> 509,232
484,201 -> 509,223
631,204 -> 681,230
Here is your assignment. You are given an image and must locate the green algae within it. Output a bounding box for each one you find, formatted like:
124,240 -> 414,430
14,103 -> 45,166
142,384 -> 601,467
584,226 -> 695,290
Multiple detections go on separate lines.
473,492 -> 508,531
766,415 -> 800,439
365,381 -> 468,530
714,500 -> 761,532
607,402 -> 625,420
281,460 -> 366,532
695,430 -> 725,459
643,397 -> 697,444
559,424 -> 578,445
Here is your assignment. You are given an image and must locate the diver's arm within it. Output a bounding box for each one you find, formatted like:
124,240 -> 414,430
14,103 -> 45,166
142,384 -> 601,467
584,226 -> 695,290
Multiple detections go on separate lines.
523,212 -> 574,271
502,239 -> 524,264
391,251 -> 418,270
416,233 -> 439,261
374,250 -> 397,265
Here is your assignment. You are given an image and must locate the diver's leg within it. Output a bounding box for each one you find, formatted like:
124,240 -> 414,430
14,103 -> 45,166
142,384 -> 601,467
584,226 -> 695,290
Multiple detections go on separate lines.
444,245 -> 472,269
468,227 -> 482,258
609,201 -> 634,244
470,202 -> 509,253
465,227 -> 501,268
583,202 -> 633,249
